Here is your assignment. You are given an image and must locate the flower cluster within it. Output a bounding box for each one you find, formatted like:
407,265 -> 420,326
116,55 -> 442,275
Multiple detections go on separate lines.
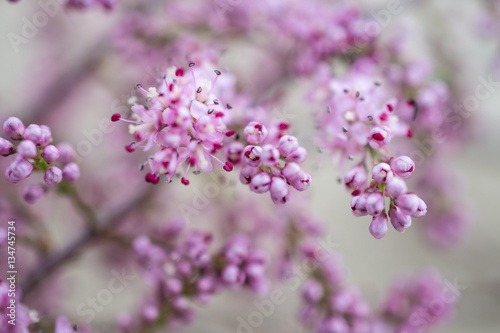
1,117 -> 80,204
113,63 -> 236,186
349,156 -> 427,239
125,222 -> 268,330
234,121 -> 311,204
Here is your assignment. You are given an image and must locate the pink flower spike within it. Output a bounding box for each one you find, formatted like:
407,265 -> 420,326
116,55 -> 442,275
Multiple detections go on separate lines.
3,117 -> 25,140
270,177 -> 290,204
369,212 -> 388,239
0,138 -> 14,156
368,126 -> 392,149
17,140 -> 38,158
372,162 -> 393,184
44,166 -> 63,185
390,156 -> 415,178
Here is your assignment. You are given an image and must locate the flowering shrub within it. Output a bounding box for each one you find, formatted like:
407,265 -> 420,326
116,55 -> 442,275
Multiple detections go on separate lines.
1,0 -> 491,332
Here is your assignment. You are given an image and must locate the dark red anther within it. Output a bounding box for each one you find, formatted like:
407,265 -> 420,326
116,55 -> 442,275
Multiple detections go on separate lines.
111,113 -> 121,122
372,133 -> 385,141
254,124 -> 263,130
387,104 -> 394,112
175,68 -> 184,77
181,177 -> 190,185
407,129 -> 413,138
279,122 -> 289,130
125,144 -> 135,152
223,162 -> 233,172
215,112 -> 224,118
225,130 -> 235,137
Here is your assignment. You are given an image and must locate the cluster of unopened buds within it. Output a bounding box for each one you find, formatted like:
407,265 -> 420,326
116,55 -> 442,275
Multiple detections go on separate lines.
232,121 -> 311,204
0,117 -> 80,204
348,155 -> 427,239
112,63 -> 236,187
7,0 -> 118,10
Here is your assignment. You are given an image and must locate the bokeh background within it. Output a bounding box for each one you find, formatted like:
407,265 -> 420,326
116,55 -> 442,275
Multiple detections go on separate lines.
0,0 -> 499,332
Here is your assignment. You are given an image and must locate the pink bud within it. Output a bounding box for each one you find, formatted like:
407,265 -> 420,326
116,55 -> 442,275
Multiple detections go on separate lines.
270,177 -> 290,204
282,162 -> 302,181
261,144 -> 280,167
23,124 -> 42,145
44,166 -> 63,185
57,143 -> 76,164
385,177 -> 408,198
243,145 -> 262,167
344,165 -> 367,193
278,135 -> 299,157
5,158 -> 33,183
250,172 -> 272,193
389,206 -> 412,232
369,212 -> 388,239
239,166 -> 258,184
290,171 -> 311,191
390,156 -> 415,178
39,125 -> 52,146
365,192 -> 385,216
302,279 -> 324,303
42,145 -> 60,164
22,184 -> 46,204
351,194 -> 368,216
285,146 -> 307,163
396,193 -> 427,217
372,162 -> 393,183
62,163 -> 80,182
243,121 -> 268,144
368,126 -> 392,149
0,138 -> 14,156
225,141 -> 245,164
17,140 -> 37,158
3,117 -> 25,140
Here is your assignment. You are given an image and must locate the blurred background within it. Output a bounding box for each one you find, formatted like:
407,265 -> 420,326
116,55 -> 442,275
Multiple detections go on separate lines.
0,0 -> 499,332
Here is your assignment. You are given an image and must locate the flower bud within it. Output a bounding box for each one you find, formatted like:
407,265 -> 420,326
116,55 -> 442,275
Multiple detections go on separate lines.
57,143 -> 76,164
3,117 -> 24,140
225,141 -> 245,164
365,192 -> 385,216
63,163 -> 80,182
385,177 -> 407,198
389,206 -> 412,232
40,125 -> 52,146
261,144 -> 280,167
344,165 -> 367,193
282,162 -> 302,181
285,146 -> 307,163
243,121 -> 268,144
396,193 -> 427,217
23,124 -> 42,145
5,158 -> 33,183
369,212 -> 388,239
17,140 -> 37,158
270,177 -> 290,204
239,166 -> 258,184
42,145 -> 60,164
368,126 -> 392,149
243,145 -> 262,167
351,194 -> 368,216
249,172 -> 272,193
302,279 -> 324,303
390,156 -> 415,178
44,166 -> 63,185
290,171 -> 311,191
22,184 -> 46,204
372,162 -> 393,183
0,138 -> 14,156
278,135 -> 299,157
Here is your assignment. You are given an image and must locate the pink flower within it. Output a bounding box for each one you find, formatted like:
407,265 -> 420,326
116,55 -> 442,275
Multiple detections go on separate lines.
368,126 -> 392,149
3,117 -> 24,140
44,166 -> 63,185
390,156 -> 415,178
17,140 -> 37,158
270,177 -> 290,204
389,206 -> 412,232
396,193 -> 427,217
243,121 -> 268,144
5,158 -> 33,183
385,177 -> 408,198
0,138 -> 14,156
369,212 -> 388,239
372,162 -> 393,184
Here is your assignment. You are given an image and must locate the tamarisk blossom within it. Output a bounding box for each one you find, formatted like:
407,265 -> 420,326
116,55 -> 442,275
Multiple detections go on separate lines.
113,62 -> 236,186
1,117 -> 80,203
66,0 -> 118,10
125,221 -> 268,331
233,121 -> 311,204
